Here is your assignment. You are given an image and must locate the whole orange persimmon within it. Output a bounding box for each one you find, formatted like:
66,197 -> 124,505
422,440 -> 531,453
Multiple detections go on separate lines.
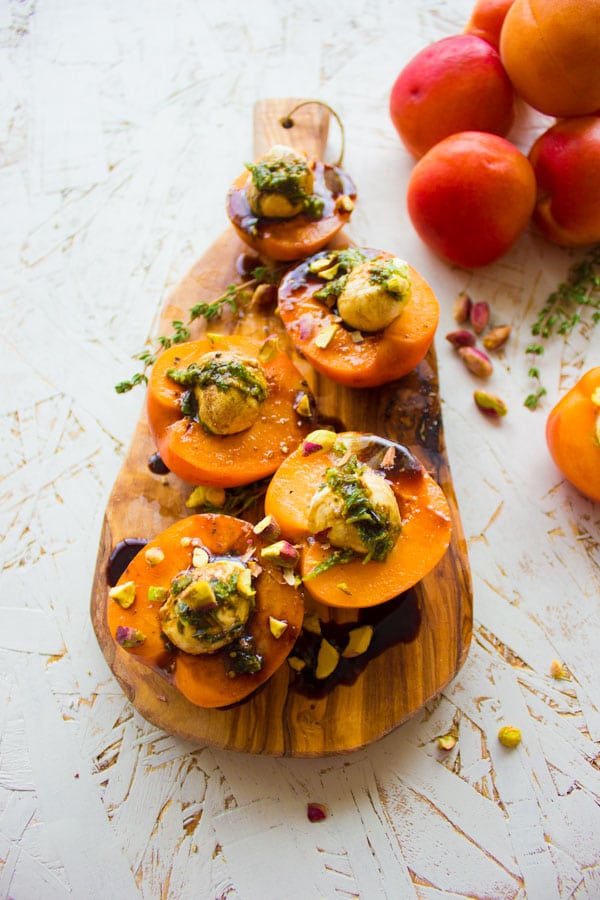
389,34 -> 515,159
546,368 -> 600,502
406,131 -> 536,268
499,0 -> 600,117
464,0 -> 515,51
528,116 -> 600,247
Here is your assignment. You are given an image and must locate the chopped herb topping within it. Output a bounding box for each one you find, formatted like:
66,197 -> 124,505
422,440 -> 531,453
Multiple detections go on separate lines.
323,455 -> 399,563
303,547 -> 355,580
246,156 -> 324,219
525,244 -> 600,409
164,562 -> 256,652
310,248 -> 368,304
171,574 -> 193,596
226,634 -> 264,676
167,357 -> 268,402
367,258 -> 411,296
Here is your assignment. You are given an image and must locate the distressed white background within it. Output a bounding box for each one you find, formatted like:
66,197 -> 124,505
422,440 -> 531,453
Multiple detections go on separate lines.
1,0 -> 599,897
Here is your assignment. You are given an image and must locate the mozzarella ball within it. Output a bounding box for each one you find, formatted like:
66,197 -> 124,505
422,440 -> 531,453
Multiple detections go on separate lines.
246,145 -> 314,219
159,559 -> 255,654
337,257 -> 412,332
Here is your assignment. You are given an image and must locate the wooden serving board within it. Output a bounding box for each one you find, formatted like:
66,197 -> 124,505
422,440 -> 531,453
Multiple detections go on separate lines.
90,98 -> 473,757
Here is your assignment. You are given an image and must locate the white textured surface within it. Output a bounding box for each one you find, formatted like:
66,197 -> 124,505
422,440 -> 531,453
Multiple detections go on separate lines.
1,1 -> 599,897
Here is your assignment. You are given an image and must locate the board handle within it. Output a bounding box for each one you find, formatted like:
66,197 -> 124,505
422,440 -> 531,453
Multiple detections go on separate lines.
253,98 -> 331,160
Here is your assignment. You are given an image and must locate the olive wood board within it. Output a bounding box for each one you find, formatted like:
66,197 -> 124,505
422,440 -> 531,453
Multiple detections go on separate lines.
90,98 -> 473,757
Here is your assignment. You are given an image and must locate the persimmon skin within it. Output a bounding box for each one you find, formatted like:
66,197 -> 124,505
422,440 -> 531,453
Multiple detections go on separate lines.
107,514 -> 304,708
546,368 -> 600,503
264,432 -> 452,609
407,131 -> 536,268
389,34 -> 515,159
277,250 -> 439,388
464,0 -> 515,50
528,117 -> 600,248
499,0 -> 600,117
146,334 -> 314,487
226,160 -> 356,262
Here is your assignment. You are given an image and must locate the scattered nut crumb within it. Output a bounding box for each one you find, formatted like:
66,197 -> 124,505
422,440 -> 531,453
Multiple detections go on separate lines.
307,802 -> 328,822
550,659 -> 568,679
498,725 -> 521,748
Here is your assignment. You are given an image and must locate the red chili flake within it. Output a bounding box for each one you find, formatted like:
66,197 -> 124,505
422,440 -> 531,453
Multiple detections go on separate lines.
307,802 -> 328,822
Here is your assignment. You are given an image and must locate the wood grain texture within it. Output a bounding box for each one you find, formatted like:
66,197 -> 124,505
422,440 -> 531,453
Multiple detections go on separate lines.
90,98 -> 473,756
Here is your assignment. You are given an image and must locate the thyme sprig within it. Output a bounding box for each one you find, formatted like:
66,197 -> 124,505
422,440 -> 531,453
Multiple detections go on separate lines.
115,265 -> 283,394
525,244 -> 600,410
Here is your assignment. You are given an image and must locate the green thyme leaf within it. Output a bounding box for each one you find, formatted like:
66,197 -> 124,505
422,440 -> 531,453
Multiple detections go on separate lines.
525,244 -> 600,410
115,265 -> 285,394
303,548 -> 355,580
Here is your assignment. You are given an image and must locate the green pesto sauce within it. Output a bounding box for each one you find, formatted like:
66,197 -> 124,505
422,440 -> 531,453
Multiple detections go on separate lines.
311,248 -> 368,304
367,258 -> 410,295
226,634 -> 263,675
174,570 -> 255,646
246,158 -> 324,219
324,454 -> 399,563
167,357 -> 269,402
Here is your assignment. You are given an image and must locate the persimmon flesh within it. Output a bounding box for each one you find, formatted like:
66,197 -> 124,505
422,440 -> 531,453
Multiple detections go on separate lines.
546,368 -> 600,502
264,431 -> 452,609
107,514 -> 304,708
277,248 -> 439,387
226,156 -> 356,262
146,333 -> 314,487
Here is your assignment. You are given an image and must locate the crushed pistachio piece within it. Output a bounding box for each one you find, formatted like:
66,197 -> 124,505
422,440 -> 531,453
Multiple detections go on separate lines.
550,659 -> 568,679
295,392 -> 312,417
380,446 -> 396,469
314,323 -> 339,348
303,613 -> 322,635
342,624 -> 374,658
315,263 -> 342,281
148,585 -> 168,603
115,625 -> 146,647
282,568 -> 301,587
309,255 -> 334,274
261,540 -> 299,568
437,733 -> 457,751
253,514 -> 281,541
192,546 -> 210,569
302,429 -> 337,455
236,567 -> 255,599
306,802 -> 328,822
268,616 -> 288,639
258,335 -> 279,362
287,655 -> 307,672
186,485 -> 227,509
498,725 -> 521,748
315,638 -> 340,679
144,546 -> 165,566
336,195 -> 355,212
108,581 -> 136,609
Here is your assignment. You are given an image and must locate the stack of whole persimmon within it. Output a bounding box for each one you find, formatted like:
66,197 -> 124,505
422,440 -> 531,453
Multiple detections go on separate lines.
389,0 -> 600,268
